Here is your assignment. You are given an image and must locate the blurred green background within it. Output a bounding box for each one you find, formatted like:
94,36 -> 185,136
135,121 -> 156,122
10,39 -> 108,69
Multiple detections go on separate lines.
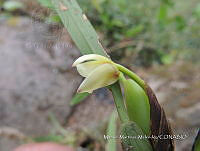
79,0 -> 200,67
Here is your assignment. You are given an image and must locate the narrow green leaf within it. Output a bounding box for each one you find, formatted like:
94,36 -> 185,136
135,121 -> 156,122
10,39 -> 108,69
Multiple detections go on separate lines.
105,110 -> 118,151
157,4 -> 168,23
51,0 -> 107,56
125,25 -> 144,37
70,92 -> 89,106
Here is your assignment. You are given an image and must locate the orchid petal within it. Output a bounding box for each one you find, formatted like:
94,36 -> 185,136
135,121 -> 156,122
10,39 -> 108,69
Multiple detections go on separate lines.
72,54 -> 111,67
76,61 -> 104,77
77,63 -> 119,93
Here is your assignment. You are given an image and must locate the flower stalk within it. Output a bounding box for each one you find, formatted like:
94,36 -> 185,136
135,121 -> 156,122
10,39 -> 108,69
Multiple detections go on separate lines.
115,63 -> 146,90
109,82 -> 129,124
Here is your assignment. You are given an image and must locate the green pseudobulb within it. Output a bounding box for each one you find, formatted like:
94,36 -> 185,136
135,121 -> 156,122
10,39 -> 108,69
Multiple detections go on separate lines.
123,79 -> 151,135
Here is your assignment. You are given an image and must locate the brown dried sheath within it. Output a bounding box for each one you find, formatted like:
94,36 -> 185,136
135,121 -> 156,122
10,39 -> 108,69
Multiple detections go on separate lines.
145,84 -> 175,151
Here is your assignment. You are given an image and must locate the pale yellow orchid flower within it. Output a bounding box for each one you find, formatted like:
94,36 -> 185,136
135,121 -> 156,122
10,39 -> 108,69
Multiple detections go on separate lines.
72,54 -> 120,93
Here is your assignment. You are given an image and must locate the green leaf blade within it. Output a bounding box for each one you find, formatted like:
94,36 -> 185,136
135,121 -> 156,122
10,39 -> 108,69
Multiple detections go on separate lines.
51,0 -> 107,56
105,110 -> 118,151
70,92 -> 89,106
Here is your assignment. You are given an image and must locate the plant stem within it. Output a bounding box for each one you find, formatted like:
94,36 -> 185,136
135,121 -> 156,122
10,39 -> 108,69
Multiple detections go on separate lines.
115,63 -> 146,90
110,82 -> 129,124
118,72 -> 126,84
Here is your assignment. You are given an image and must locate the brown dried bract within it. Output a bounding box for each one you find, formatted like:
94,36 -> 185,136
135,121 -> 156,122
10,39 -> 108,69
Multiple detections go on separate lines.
145,84 -> 175,151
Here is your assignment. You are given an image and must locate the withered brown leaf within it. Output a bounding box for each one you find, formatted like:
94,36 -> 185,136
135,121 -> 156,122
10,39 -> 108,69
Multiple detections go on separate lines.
145,84 -> 175,151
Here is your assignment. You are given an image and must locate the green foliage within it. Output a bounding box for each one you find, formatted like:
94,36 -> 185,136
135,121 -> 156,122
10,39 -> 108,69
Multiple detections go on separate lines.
77,0 -> 200,66
77,0 -> 167,66
194,4 -> 200,18
45,14 -> 61,24
105,111 -> 117,151
35,0 -> 200,66
78,0 -> 153,41
70,92 -> 89,106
